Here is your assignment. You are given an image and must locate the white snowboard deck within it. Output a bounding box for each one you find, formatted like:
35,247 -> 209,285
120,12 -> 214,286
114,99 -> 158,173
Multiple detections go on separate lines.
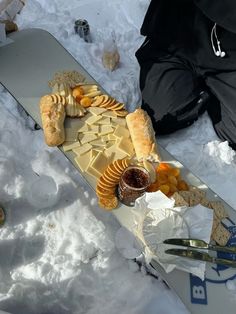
1,29 -> 236,313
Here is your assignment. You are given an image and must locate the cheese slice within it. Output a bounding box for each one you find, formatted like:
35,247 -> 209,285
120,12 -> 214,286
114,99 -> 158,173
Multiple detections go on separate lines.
108,134 -> 116,141
112,148 -> 129,160
63,141 -> 81,152
80,133 -> 98,145
65,128 -> 78,141
102,111 -> 117,118
83,125 -> 100,134
86,166 -> 102,179
99,125 -> 114,136
101,135 -> 109,142
97,117 -> 111,125
113,125 -> 130,138
90,139 -> 107,147
112,117 -> 127,126
93,147 -> 104,153
72,143 -> 92,156
117,137 -> 134,157
85,115 -> 103,126
90,151 -> 109,174
104,144 -> 117,157
78,124 -> 89,133
87,107 -> 107,115
74,150 -> 92,172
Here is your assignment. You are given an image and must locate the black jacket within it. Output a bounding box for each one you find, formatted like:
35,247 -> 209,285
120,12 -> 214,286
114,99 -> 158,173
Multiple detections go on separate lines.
139,0 -> 236,67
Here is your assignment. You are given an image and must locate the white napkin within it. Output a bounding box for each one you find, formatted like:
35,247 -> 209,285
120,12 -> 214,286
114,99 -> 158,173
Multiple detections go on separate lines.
133,191 -> 213,280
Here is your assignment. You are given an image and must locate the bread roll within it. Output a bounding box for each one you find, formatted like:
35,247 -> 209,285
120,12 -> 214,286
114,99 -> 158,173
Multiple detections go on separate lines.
126,108 -> 161,162
39,95 -> 66,147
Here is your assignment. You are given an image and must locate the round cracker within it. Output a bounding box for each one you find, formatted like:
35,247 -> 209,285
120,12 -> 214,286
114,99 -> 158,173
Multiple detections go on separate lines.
115,109 -> 129,117
98,176 -> 115,188
113,161 -> 124,174
114,159 -> 125,172
91,95 -> 104,107
96,185 -> 115,198
102,171 -> 118,185
111,103 -> 125,111
107,164 -> 122,179
99,196 -> 118,210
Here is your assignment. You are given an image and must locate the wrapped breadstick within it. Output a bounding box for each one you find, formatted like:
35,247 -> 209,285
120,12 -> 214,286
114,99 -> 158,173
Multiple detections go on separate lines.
126,108 -> 161,162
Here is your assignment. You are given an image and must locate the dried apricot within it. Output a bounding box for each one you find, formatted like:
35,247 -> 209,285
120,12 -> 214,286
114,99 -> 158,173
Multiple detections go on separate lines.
168,175 -> 178,186
147,182 -> 159,192
159,184 -> 170,195
156,162 -> 172,173
169,167 -> 180,177
157,173 -> 168,184
80,96 -> 92,108
177,180 -> 189,191
72,86 -> 84,101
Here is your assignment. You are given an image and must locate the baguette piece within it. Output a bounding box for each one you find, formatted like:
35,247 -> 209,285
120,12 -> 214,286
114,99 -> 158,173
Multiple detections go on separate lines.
39,95 -> 66,147
126,108 -> 161,162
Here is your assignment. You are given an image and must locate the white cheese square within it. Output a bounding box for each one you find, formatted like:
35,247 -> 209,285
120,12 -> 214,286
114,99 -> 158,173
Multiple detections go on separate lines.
113,125 -> 130,138
72,143 -> 92,156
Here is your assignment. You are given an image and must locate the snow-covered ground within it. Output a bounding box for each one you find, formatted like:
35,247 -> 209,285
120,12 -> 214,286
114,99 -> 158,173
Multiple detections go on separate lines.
1,0 -> 236,313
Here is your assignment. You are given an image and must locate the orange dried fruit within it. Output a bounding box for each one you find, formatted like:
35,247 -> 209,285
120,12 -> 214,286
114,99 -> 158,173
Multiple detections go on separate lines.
156,163 -> 172,173
177,180 -> 189,191
159,184 -> 170,195
72,86 -> 84,101
168,175 -> 178,186
157,173 -> 168,184
169,183 -> 178,194
147,182 -> 159,192
80,96 -> 92,108
169,167 -> 180,177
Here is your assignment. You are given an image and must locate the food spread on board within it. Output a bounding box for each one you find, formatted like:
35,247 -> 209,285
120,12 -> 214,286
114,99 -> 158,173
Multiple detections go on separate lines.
38,70 -> 232,254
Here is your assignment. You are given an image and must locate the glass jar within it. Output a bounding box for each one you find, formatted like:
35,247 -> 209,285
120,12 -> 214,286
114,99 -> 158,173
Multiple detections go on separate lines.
118,166 -> 150,207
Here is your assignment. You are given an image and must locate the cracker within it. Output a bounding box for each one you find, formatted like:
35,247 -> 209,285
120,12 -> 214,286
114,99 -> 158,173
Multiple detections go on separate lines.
209,201 -> 228,220
212,223 -> 231,246
172,192 -> 189,207
99,196 -> 118,210
189,186 -> 206,199
189,191 -> 203,206
178,191 -> 191,205
200,197 -> 211,209
211,213 -> 221,235
115,109 -> 128,117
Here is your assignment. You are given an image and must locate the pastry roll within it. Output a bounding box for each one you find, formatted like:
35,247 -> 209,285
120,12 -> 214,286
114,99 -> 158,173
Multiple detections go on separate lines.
39,95 -> 66,147
126,108 -> 161,162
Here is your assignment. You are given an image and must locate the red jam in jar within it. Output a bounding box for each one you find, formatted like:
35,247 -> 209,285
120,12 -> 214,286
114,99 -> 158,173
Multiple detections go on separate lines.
118,166 -> 150,206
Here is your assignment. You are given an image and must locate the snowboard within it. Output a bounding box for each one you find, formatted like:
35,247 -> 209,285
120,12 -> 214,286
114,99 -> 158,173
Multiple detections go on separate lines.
1,28 -> 236,314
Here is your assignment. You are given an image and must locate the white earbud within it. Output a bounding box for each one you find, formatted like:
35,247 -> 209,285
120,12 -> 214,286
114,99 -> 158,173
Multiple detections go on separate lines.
211,23 -> 226,58
217,40 -> 226,58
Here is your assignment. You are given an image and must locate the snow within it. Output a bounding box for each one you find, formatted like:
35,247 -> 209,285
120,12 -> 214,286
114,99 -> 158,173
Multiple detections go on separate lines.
1,0 -> 236,313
